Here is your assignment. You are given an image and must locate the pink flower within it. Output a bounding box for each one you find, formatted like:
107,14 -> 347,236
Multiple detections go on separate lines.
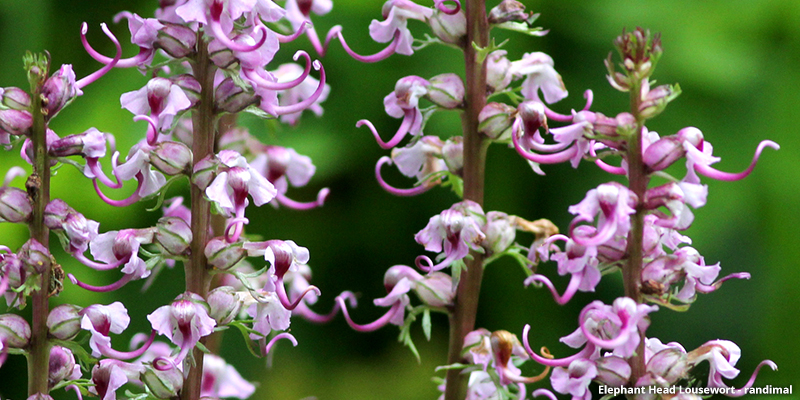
201,354 -> 256,399
415,200 -> 486,272
148,292 -> 217,363
80,302 -> 131,357
204,150 -> 277,217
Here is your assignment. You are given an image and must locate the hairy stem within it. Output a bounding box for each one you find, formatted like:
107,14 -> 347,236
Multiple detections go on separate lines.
624,80 -> 648,386
183,30 -> 217,400
443,0 -> 488,398
27,73 -> 51,396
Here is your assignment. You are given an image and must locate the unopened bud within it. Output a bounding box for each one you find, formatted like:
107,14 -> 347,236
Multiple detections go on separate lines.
207,286 -> 242,325
442,136 -> 463,173
150,141 -> 192,175
639,83 -> 680,119
0,187 -> 32,223
425,73 -> 464,109
643,135 -> 684,172
2,87 -> 31,110
154,216 -> 192,256
41,65 -> 80,119
486,51 -> 512,92
676,126 -> 703,148
142,363 -> 183,399
19,239 -> 50,274
0,313 -> 32,348
192,154 -> 219,190
647,348 -> 688,383
488,0 -> 529,24
478,102 -> 515,139
47,304 -> 83,340
208,40 -> 236,69
215,78 -> 258,114
155,22 -> 197,59
205,237 -> 246,270
49,128 -> 106,158
171,74 -> 201,108
49,346 -> 78,387
414,272 -> 454,307
482,211 -> 515,254
429,10 -> 466,45
0,109 -> 33,136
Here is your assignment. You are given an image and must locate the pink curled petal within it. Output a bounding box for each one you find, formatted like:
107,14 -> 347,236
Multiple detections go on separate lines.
133,114 -> 160,146
93,178 -> 142,207
263,61 -> 326,116
68,272 -> 134,292
514,128 -> 579,164
359,108 -> 417,150
73,251 -> 127,271
695,272 -> 750,294
211,21 -> 269,53
304,25 -> 327,56
3,166 -> 27,186
293,300 -> 342,324
98,329 -> 156,360
581,90 -> 594,111
595,159 -> 626,175
375,157 -> 433,197
276,187 -> 329,210
224,218 -> 247,243
330,28 -> 400,63
726,360 -> 778,397
695,140 -> 779,181
87,157 -> 124,189
275,276 -> 321,311
276,20 -> 310,43
522,324 -> 594,367
578,304 -> 631,350
435,0 -> 461,14
0,346 -> 6,367
415,252 -> 460,273
532,389 -> 558,400
77,23 -> 122,89
244,52 -> 311,91
337,297 -> 403,332
524,273 -> 581,305
153,356 -> 178,372
263,332 -> 298,354
570,218 -> 617,248
66,384 -> 84,400
541,103 -> 575,122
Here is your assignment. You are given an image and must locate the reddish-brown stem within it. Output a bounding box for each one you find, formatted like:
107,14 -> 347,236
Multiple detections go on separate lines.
443,0 -> 489,398
624,80 -> 648,387
27,71 -> 52,397
182,30 -> 217,400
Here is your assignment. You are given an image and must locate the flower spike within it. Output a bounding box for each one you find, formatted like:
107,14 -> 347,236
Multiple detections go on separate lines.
325,26 -> 400,63
434,0 -> 461,15
336,296 -> 404,332
375,157 -> 434,196
694,140 -> 779,181
76,23 -> 122,89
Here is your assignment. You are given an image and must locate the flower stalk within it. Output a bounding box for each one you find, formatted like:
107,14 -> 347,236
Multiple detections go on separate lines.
26,55 -> 52,397
443,0 -> 489,398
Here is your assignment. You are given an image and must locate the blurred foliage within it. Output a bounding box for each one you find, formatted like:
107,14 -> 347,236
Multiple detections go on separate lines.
0,0 -> 798,399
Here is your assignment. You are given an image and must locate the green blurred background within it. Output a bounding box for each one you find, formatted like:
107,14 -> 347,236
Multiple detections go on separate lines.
1,0 -> 798,399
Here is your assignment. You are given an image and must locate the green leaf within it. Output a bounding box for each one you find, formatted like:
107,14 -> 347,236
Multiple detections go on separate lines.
229,321 -> 264,358
422,309 -> 432,341
433,363 -> 470,372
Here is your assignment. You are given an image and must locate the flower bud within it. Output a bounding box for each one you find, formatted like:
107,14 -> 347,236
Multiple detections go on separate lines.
482,211 -> 516,254
47,304 -> 83,340
676,126 -> 703,148
478,102 -> 515,139
207,286 -> 243,325
215,78 -> 258,114
486,51 -> 512,92
207,40 -> 236,69
141,363 -> 183,399
154,216 -> 192,256
1,252 -> 25,291
595,356 -> 631,387
488,0 -> 529,24
205,237 -> 246,270
171,74 -> 201,108
643,135 -> 684,172
442,136 -> 463,173
192,154 -> 219,190
2,87 -> 31,110
639,83 -> 680,119
19,239 -> 50,274
414,272 -> 454,307
0,187 -> 32,223
0,313 -> 32,348
429,10 -> 466,45
150,141 -> 192,175
49,128 -> 107,158
41,65 -> 81,119
155,22 -> 197,59
0,109 -> 33,136
425,73 -> 464,109
49,346 -> 79,387
647,348 -> 688,384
